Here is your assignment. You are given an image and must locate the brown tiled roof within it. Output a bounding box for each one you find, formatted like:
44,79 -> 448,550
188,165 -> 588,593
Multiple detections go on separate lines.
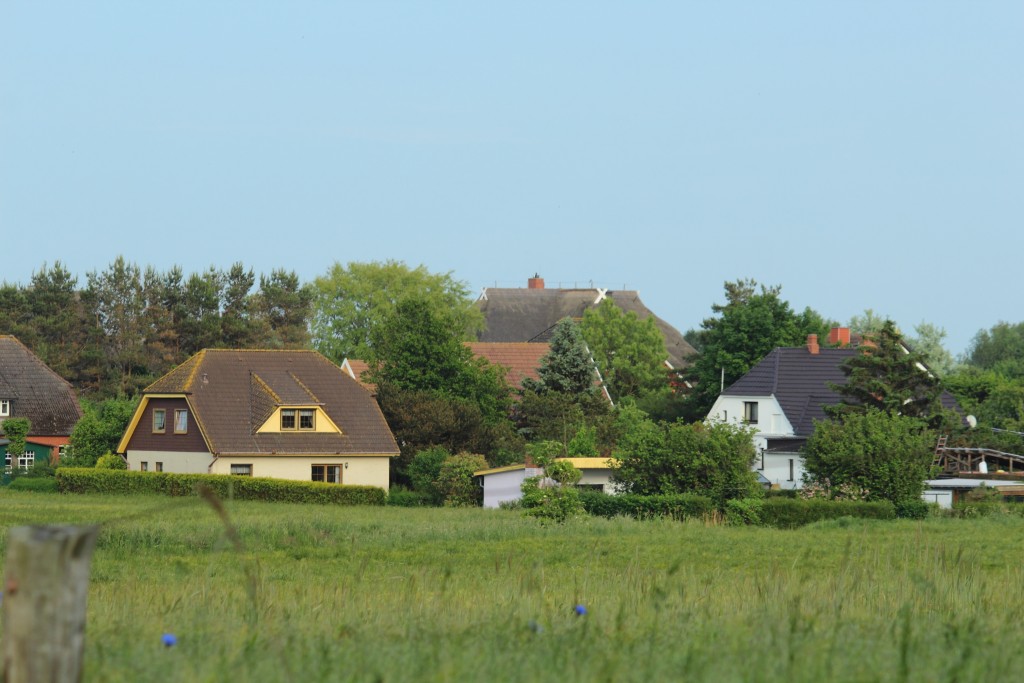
0,336 -> 82,437
143,349 -> 399,456
465,342 -> 549,389
476,287 -> 696,369
340,359 -> 374,392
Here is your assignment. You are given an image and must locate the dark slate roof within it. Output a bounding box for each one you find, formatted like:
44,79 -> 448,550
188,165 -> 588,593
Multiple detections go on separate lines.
144,349 -> 399,456
724,347 -> 961,436
476,288 -> 696,369
0,336 -> 82,437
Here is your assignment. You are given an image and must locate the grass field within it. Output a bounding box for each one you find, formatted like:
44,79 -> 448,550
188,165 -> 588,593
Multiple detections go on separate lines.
2,490 -> 1024,682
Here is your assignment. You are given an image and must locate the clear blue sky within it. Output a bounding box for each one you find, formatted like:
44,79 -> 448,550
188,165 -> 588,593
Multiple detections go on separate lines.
2,2 -> 1021,357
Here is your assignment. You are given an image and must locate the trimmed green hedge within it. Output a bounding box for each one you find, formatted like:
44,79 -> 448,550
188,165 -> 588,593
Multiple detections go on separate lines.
759,498 -> 896,528
55,468 -> 386,506
7,477 -> 59,493
579,491 -> 714,520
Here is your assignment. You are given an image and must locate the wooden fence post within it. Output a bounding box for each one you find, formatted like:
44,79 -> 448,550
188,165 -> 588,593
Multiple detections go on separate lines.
2,525 -> 100,683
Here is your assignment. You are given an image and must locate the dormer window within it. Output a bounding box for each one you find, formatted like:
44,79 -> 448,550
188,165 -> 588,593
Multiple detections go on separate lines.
0,400 -> 9,417
281,408 -> 316,431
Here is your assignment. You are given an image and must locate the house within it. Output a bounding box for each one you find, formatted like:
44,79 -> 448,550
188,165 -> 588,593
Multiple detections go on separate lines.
706,328 -> 960,489
475,457 -> 619,508
0,336 -> 82,471
476,275 -> 697,372
116,349 -> 399,489
923,478 -> 1024,509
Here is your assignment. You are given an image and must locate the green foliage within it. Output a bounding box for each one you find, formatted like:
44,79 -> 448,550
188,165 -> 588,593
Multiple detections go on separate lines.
7,477 -> 58,493
369,296 -> 511,422
95,452 -> 127,470
520,441 -> 585,523
908,321 -> 958,377
683,279 -> 830,419
578,491 -> 714,520
803,408 -> 934,505
515,388 -> 611,447
310,260 -> 483,364
827,320 -> 943,423
580,298 -> 668,400
385,486 -> 433,507
893,499 -> 932,520
66,396 -> 138,467
725,497 -> 765,526
758,497 -> 897,528
965,321 -> 1024,378
55,468 -> 386,505
611,406 -> 762,507
567,425 -> 599,457
407,446 -> 451,505
527,318 -> 596,395
2,417 -> 31,460
436,452 -> 488,507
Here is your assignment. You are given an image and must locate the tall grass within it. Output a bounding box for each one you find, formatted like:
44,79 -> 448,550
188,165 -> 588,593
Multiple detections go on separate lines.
2,490 -> 1023,682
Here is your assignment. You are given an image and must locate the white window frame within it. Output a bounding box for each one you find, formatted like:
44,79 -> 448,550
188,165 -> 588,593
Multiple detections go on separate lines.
231,464 -> 253,476
0,400 -> 10,417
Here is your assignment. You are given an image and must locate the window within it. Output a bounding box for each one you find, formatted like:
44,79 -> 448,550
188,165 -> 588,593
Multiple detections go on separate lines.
788,458 -> 794,482
174,410 -> 188,434
0,400 -> 9,417
231,464 -> 253,476
759,449 -> 765,471
141,462 -> 149,472
282,408 -> 316,431
155,462 -> 163,472
58,445 -> 67,459
311,465 -> 341,484
743,401 -> 759,424
153,409 -> 166,433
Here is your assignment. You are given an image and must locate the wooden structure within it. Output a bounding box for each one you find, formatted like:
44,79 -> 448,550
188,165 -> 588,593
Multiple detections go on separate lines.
933,435 -> 1024,475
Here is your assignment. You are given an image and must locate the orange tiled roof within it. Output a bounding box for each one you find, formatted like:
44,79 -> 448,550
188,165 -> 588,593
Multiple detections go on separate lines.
466,342 -> 549,389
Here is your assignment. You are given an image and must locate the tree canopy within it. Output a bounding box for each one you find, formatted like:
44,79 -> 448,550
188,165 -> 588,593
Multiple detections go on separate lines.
683,279 -> 832,420
528,318 -> 597,396
580,298 -> 668,401
310,260 -> 483,364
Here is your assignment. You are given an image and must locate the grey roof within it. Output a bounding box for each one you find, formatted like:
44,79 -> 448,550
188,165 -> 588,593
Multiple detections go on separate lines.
476,288 -> 696,369
0,336 -> 82,437
724,347 -> 960,436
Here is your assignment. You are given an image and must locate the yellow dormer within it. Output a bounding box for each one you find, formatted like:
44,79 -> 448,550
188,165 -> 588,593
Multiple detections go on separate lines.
256,406 -> 342,434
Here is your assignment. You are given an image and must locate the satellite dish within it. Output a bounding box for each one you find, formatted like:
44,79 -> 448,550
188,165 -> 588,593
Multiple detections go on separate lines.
966,415 -> 978,429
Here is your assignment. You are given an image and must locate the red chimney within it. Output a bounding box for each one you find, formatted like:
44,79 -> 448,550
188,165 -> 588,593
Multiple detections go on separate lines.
807,334 -> 819,355
528,274 -> 545,290
828,327 -> 851,347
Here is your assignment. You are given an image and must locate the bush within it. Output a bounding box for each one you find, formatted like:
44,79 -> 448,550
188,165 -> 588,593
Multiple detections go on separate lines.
893,498 -> 932,519
406,446 -> 450,505
521,476 -> 584,523
8,477 -> 58,493
386,487 -> 433,507
759,498 -> 896,529
95,452 -> 127,470
437,452 -> 489,507
725,497 -> 765,526
55,468 -> 386,505
579,491 -> 714,520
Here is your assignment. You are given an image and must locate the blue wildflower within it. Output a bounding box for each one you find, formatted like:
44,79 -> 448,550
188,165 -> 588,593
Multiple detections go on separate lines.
574,604 -> 587,616
162,633 -> 177,647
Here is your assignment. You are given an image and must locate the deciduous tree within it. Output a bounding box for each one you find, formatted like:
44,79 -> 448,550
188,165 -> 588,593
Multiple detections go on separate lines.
581,298 -> 668,400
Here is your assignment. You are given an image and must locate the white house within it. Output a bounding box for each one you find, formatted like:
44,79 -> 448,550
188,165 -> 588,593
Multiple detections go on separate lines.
707,328 -> 960,490
474,457 -> 619,508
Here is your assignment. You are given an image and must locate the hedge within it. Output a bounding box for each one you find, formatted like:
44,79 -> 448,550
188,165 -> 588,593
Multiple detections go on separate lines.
7,477 -> 59,493
55,468 -> 386,506
579,491 -> 714,520
758,498 -> 896,528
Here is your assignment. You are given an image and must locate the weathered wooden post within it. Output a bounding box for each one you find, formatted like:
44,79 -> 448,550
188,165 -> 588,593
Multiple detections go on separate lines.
2,525 -> 100,683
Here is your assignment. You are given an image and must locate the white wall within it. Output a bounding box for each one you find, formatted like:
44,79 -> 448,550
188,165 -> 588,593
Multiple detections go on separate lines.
756,452 -> 805,490
482,469 -> 528,508
127,450 -> 212,474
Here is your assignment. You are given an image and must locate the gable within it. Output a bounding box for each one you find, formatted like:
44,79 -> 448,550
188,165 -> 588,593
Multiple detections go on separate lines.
0,336 -> 82,436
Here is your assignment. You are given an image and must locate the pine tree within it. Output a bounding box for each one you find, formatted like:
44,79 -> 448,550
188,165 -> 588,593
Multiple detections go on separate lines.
534,318 -> 595,395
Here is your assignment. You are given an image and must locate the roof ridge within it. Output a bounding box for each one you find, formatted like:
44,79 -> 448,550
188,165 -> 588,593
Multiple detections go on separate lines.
182,349 -> 207,392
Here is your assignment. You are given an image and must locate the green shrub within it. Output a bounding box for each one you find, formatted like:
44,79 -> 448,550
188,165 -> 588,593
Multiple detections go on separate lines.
386,487 -> 433,507
579,491 -> 714,520
893,498 -> 932,519
725,497 -> 765,526
95,452 -> 128,470
521,476 -> 584,523
8,477 -> 58,493
55,468 -> 386,506
759,498 -> 896,529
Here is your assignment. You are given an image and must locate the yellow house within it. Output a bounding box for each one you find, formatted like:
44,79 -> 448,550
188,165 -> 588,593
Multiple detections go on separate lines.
117,349 -> 399,490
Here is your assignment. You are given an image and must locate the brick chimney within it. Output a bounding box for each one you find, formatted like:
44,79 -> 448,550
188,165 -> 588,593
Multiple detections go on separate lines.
828,327 -> 851,347
528,274 -> 545,290
807,334 -> 819,355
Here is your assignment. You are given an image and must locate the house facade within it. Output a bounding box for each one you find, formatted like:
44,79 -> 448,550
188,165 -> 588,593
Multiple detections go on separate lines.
117,349 -> 399,489
707,328 -> 960,490
0,336 -> 82,471
475,457 -> 619,508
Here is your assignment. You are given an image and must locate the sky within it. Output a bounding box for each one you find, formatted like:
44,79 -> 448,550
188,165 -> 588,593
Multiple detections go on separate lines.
2,2 -> 1021,357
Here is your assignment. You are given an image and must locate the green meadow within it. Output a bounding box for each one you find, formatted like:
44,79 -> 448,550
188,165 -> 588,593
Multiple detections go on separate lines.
2,491 -> 1024,682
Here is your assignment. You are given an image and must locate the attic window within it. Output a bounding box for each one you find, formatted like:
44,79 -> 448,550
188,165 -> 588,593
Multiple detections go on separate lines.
281,408 -> 316,431
743,401 -> 759,425
0,400 -> 9,417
